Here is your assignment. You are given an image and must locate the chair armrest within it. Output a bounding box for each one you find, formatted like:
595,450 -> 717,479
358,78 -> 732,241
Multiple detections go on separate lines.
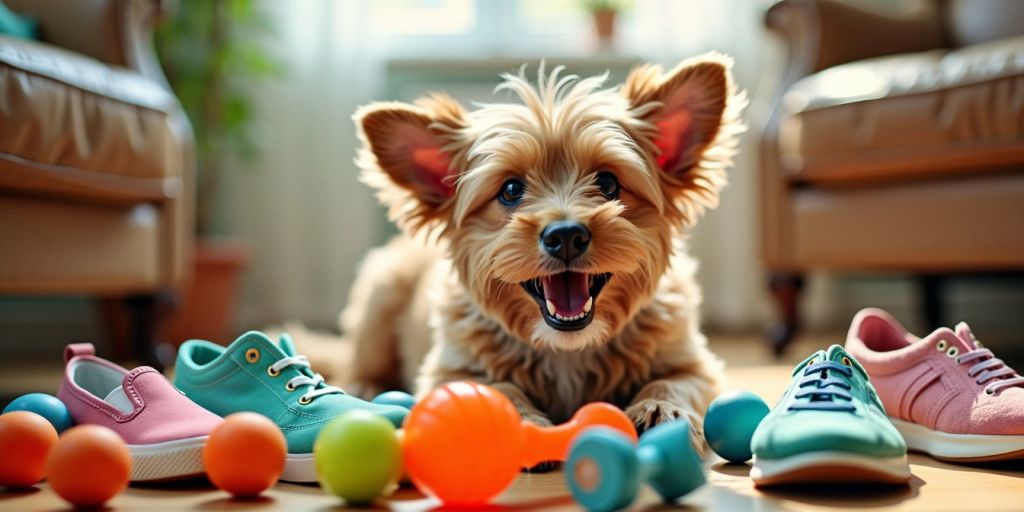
766,0 -> 945,87
5,0 -> 169,83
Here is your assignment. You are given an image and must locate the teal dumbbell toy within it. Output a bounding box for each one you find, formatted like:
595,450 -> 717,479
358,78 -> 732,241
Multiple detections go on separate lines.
371,390 -> 416,410
566,421 -> 704,511
704,391 -> 770,463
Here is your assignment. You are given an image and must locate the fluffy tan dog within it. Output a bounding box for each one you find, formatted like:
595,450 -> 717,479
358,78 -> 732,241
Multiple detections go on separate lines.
341,54 -> 744,445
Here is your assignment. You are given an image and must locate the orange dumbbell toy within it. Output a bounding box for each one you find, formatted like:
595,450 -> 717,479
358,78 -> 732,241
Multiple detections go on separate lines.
402,381 -> 637,506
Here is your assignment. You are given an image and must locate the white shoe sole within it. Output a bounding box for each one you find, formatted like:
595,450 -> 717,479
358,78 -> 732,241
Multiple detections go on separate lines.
281,453 -> 318,483
128,436 -> 208,482
891,419 -> 1024,462
751,451 -> 910,486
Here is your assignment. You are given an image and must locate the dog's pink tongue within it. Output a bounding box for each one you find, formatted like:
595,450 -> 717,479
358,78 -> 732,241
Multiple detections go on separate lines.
542,272 -> 589,316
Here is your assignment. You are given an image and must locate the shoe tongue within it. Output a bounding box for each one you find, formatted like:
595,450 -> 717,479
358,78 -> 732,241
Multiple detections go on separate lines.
103,386 -> 134,414
278,333 -> 298,357
825,344 -> 851,362
954,322 -> 982,348
542,272 -> 589,316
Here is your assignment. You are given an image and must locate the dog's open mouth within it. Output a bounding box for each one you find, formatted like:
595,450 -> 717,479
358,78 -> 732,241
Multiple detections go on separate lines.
521,272 -> 612,331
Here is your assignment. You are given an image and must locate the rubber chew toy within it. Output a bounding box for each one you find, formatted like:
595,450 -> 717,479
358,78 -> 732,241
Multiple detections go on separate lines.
402,381 -> 637,506
566,421 -> 704,511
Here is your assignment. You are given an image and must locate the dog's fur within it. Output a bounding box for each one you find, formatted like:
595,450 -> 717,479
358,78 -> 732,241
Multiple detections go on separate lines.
336,54 -> 744,446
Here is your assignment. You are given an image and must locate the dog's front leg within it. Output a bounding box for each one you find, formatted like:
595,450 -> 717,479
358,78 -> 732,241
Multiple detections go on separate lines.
625,370 -> 719,454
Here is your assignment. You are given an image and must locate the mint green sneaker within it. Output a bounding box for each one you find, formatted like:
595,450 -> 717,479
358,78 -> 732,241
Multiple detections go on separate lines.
173,331 -> 408,482
750,345 -> 910,486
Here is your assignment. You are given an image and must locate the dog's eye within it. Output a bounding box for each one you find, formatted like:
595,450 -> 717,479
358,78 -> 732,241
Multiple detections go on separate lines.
595,171 -> 620,200
497,178 -> 526,206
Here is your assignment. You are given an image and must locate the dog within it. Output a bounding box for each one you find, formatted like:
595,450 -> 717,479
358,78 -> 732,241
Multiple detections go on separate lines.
336,54 -> 745,448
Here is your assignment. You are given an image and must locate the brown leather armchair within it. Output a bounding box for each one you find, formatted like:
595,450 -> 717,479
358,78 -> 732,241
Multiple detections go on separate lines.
0,0 -> 193,366
762,0 -> 1024,352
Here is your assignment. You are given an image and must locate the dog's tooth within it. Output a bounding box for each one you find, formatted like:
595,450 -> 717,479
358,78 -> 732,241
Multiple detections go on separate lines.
583,296 -> 593,313
546,300 -> 556,316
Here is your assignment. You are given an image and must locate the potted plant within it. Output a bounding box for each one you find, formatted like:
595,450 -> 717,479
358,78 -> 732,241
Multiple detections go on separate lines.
584,0 -> 629,44
154,0 -> 279,345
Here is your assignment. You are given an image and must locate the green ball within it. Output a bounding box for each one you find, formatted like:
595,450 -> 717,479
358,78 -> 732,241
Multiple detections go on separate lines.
704,390 -> 770,463
314,410 -> 402,504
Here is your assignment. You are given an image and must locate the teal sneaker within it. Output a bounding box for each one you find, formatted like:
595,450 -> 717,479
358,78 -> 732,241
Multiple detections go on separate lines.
750,345 -> 910,486
173,331 -> 409,482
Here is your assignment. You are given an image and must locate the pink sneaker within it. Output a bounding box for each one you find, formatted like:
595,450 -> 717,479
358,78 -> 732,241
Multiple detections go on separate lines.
845,308 -> 1024,462
57,343 -> 223,481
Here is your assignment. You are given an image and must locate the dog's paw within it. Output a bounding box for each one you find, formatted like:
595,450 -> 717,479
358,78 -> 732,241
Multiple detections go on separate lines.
625,400 -> 706,454
626,399 -> 686,432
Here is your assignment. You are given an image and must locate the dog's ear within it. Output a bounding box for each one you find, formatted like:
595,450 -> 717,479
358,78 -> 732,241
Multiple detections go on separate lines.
622,55 -> 735,177
355,97 -> 467,231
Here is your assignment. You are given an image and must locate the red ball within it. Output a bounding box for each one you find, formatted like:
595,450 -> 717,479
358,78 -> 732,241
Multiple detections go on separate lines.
46,425 -> 131,507
0,411 -> 58,487
203,413 -> 287,497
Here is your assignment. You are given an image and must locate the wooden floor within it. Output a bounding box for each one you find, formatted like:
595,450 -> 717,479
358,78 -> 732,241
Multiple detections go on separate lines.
5,365 -> 1023,511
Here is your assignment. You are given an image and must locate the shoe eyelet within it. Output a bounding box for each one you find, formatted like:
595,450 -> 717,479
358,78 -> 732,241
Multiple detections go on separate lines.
298,395 -> 313,405
936,340 -> 947,351
267,366 -> 280,377
245,348 -> 260,363
947,347 -> 959,358
285,382 -> 296,392
841,356 -> 852,367
985,388 -> 995,396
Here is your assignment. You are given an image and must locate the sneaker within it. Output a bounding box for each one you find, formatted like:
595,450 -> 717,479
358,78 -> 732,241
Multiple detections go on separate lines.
173,331 -> 409,483
846,308 -> 1024,462
750,345 -> 910,486
57,343 -> 222,481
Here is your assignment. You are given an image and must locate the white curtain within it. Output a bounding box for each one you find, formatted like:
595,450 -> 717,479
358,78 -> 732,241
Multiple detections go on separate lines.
217,0 -> 839,332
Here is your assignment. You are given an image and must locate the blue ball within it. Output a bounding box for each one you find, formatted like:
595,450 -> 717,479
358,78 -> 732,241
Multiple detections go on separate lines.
371,391 -> 416,410
3,393 -> 74,433
704,390 -> 769,463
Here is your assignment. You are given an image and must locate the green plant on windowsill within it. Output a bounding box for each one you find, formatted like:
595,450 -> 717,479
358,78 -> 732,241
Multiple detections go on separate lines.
156,0 -> 280,235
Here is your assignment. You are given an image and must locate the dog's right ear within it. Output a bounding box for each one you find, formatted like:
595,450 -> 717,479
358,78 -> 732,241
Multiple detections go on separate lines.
355,97 -> 466,231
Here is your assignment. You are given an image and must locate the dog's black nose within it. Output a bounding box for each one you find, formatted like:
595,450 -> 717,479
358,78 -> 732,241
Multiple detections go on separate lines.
541,221 -> 590,262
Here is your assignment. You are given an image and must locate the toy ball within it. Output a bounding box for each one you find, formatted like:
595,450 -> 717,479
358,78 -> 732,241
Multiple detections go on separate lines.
3,393 -> 73,433
371,390 -> 416,410
0,411 -> 59,488
402,381 -> 637,506
204,412 -> 287,497
46,425 -> 131,507
567,421 -> 704,511
704,390 -> 770,463
314,410 -> 402,504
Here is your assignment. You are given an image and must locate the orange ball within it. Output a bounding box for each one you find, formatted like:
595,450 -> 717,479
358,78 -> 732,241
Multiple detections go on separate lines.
203,412 -> 286,497
403,382 -> 524,505
0,411 -> 58,487
46,425 -> 131,507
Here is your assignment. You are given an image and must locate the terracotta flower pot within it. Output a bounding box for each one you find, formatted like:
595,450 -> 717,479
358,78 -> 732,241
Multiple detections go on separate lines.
592,9 -> 617,43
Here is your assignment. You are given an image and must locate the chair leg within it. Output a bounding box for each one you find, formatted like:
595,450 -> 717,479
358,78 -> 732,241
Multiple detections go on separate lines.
124,291 -> 176,371
767,272 -> 805,356
919,274 -> 946,331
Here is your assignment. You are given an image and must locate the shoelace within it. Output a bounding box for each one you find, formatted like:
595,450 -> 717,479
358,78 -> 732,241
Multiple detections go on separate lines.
789,361 -> 855,412
269,354 -> 344,402
955,348 -> 1024,395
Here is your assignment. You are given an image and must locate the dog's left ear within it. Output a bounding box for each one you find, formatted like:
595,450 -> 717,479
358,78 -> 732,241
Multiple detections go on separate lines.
622,55 -> 734,177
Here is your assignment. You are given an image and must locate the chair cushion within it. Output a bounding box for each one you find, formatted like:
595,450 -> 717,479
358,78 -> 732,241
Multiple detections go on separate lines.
0,35 -> 186,202
777,36 -> 1024,185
